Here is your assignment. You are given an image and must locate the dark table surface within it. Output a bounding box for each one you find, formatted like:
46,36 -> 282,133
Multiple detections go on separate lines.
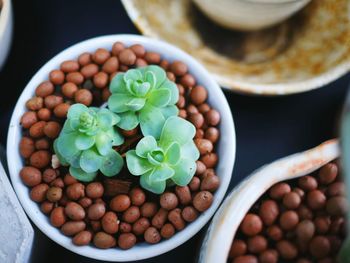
0,0 -> 348,262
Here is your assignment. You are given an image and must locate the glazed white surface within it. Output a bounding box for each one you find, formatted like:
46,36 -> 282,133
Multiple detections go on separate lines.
0,0 -> 13,70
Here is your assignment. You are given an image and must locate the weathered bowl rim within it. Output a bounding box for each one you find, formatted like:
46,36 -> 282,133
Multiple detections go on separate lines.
7,34 -> 236,262
121,0 -> 350,96
199,139 -> 339,263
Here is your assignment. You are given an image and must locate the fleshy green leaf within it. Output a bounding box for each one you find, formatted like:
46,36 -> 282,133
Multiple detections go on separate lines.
117,111 -> 139,130
148,89 -> 171,107
79,149 -> 103,173
133,82 -> 151,97
124,68 -> 143,82
159,105 -> 179,120
66,151 -> 82,168
97,108 -> 119,129
69,167 -> 97,182
145,65 -> 166,88
147,149 -> 164,166
139,105 -> 165,139
159,116 -> 196,148
106,127 -> 124,146
125,98 -> 146,111
144,71 -> 156,89
136,136 -> 158,158
75,134 -> 95,150
57,133 -> 80,158
67,104 -> 88,119
126,150 -> 153,175
110,73 -> 128,94
53,139 -> 69,166
95,132 -> 112,156
160,80 -> 179,104
165,142 -> 181,165
171,158 -> 196,186
140,172 -> 166,194
108,93 -> 134,113
149,165 -> 174,182
100,150 -> 124,177
181,141 -> 200,160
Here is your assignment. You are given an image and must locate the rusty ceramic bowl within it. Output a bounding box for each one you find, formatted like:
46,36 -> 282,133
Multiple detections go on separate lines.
199,139 -> 339,262
122,0 -> 350,95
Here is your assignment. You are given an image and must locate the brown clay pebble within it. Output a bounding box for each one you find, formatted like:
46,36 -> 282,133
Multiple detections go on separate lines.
280,210 -> 299,230
74,89 -> 93,106
130,44 -> 146,57
26,97 -> 43,111
319,163 -> 338,185
267,225 -> 283,241
240,214 -> 263,236
283,192 -> 301,209
37,108 -> 51,121
79,197 -> 92,208
21,111 -> 38,129
92,48 -> 110,65
160,192 -> 179,210
118,49 -> 136,65
46,187 -> 62,202
29,121 -> 46,138
35,138 -> 50,150
73,231 -> 92,246
66,72 -> 84,85
110,194 -> 131,212
193,191 -> 213,212
327,181 -> 346,196
201,153 -> 218,168
49,70 -> 65,85
118,233 -> 136,250
101,211 -> 119,234
299,176 -> 318,191
298,205 -> 314,220
269,183 -> 291,200
314,216 -> 331,234
63,173 -> 78,185
196,160 -> 206,175
229,239 -> 247,258
93,232 -> 116,249
130,187 -> 146,206
135,58 -> 147,67
54,103 -> 70,118
30,183 -> 49,203
65,202 -> 85,221
144,52 -> 161,64
307,190 -> 326,210
20,166 -> 42,186
247,235 -> 267,254
170,61 -> 188,76
180,74 -> 195,87
19,137 -> 35,158
119,222 -> 132,233
51,178 -> 64,188
152,208 -> 168,229
205,109 -> 220,126
144,227 -> 161,244
102,57 -> 119,73
77,52 -> 91,66
40,201 -> 54,214
175,186 -> 192,205
93,72 -> 108,89
189,113 -> 204,129
50,207 -> 66,227
233,255 -> 258,263
189,176 -> 200,191
111,41 -> 124,55
309,235 -> 331,259
259,249 -> 278,263
123,206 -> 140,223
60,60 -> 80,73
90,220 -> 102,232
35,81 -> 55,97
43,121 -> 61,138
259,200 -> 279,226
88,203 -> 105,220
66,183 -> 85,200
200,174 -> 220,192
190,85 -> 207,105
276,240 -> 298,260
160,223 -> 176,240
80,63 -> 98,79
195,138 -> 213,154
141,202 -> 158,218
30,150 -> 51,168
86,182 -> 104,199
168,208 -> 185,230
205,127 -> 219,143
61,221 -> 86,236
296,219 -> 315,241
326,196 -> 348,216
44,95 -> 63,110
132,217 -> 150,235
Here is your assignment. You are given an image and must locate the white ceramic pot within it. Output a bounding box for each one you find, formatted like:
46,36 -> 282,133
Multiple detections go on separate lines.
199,139 -> 339,263
0,0 -> 13,70
193,0 -> 311,31
7,35 -> 236,262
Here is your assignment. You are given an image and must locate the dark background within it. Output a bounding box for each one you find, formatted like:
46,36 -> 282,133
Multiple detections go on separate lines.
0,0 -> 348,262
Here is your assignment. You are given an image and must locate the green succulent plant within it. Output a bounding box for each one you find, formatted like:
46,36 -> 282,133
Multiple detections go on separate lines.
108,65 -> 179,139
54,104 -> 124,181
126,116 -> 199,194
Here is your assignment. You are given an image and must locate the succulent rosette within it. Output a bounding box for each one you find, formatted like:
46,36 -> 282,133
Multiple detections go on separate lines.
108,65 -> 179,139
54,104 -> 124,181
126,116 -> 200,194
